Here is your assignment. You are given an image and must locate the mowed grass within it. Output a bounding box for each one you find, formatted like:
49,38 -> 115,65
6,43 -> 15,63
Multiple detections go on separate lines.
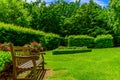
45,48 -> 120,80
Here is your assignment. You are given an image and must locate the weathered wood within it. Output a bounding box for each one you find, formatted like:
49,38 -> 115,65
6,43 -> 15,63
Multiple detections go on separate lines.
10,43 -> 45,80
18,60 -> 43,69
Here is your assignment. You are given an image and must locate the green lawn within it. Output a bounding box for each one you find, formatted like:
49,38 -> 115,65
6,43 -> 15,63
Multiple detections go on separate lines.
45,47 -> 120,80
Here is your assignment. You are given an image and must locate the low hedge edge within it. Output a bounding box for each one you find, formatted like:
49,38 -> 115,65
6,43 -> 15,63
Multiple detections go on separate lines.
53,49 -> 92,55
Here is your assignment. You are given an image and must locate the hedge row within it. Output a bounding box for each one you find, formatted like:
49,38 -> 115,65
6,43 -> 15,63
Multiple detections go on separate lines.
53,49 -> 92,55
68,35 -> 94,48
95,34 -> 113,48
0,22 -> 61,50
113,35 -> 120,46
0,22 -> 114,49
66,34 -> 113,48
45,33 -> 61,50
0,51 -> 12,72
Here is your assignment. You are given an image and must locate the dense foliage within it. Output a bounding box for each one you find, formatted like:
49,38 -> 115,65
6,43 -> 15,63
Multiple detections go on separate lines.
0,0 -> 120,47
45,33 -> 61,50
0,0 -> 31,27
0,22 -> 45,46
108,0 -> 120,46
109,0 -> 120,35
68,35 -> 94,47
113,35 -> 120,46
0,51 -> 12,72
0,0 -> 112,37
0,22 -> 61,50
95,34 -> 113,48
61,0 -> 110,37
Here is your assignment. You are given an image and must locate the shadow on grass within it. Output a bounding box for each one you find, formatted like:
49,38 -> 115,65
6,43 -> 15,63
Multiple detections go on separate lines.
0,69 -> 47,80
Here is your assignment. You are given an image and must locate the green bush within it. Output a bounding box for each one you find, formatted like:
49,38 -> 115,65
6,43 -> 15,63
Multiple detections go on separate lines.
0,22 -> 61,50
95,34 -> 113,48
0,22 -> 45,46
113,35 -> 120,46
0,51 -> 12,72
45,33 -> 61,50
68,35 -> 94,47
53,49 -> 92,55
58,46 -> 88,49
60,37 -> 68,46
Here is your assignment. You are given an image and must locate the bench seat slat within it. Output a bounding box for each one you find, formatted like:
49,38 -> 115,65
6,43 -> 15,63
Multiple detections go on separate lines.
18,60 -> 43,69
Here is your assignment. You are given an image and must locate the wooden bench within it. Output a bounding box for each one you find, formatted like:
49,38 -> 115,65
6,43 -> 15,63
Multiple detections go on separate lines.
10,43 -> 45,80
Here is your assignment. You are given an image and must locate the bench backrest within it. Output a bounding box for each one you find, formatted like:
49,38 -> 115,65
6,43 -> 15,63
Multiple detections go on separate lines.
10,43 -> 31,68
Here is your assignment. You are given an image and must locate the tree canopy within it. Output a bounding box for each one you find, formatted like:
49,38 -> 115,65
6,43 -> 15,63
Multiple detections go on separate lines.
0,0 -> 118,37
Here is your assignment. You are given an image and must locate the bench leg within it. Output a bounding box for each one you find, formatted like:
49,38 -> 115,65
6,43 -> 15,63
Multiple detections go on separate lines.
42,61 -> 44,70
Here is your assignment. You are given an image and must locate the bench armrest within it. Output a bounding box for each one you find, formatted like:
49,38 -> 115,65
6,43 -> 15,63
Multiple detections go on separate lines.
40,52 -> 46,55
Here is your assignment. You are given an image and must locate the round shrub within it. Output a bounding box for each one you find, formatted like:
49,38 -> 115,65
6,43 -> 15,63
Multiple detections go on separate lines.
95,34 -> 113,48
45,33 -> 61,50
68,35 -> 94,47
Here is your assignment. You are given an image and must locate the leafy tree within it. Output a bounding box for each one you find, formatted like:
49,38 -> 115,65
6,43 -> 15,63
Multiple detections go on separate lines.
28,0 -> 81,36
0,0 -> 31,27
108,0 -> 120,46
108,0 -> 120,35
0,0 -> 112,38
61,0 -> 110,37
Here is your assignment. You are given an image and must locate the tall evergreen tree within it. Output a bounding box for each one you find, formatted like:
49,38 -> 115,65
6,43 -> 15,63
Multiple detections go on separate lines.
108,0 -> 120,34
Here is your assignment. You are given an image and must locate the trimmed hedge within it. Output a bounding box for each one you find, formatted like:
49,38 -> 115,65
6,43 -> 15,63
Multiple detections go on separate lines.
0,22 -> 45,46
60,37 -> 68,46
95,34 -> 113,48
45,33 -> 61,50
68,35 -> 94,47
113,35 -> 120,46
53,49 -> 92,55
0,22 -> 61,50
0,51 -> 12,72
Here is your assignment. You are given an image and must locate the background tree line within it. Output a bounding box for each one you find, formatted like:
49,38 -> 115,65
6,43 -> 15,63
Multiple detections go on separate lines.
0,0 -> 119,39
